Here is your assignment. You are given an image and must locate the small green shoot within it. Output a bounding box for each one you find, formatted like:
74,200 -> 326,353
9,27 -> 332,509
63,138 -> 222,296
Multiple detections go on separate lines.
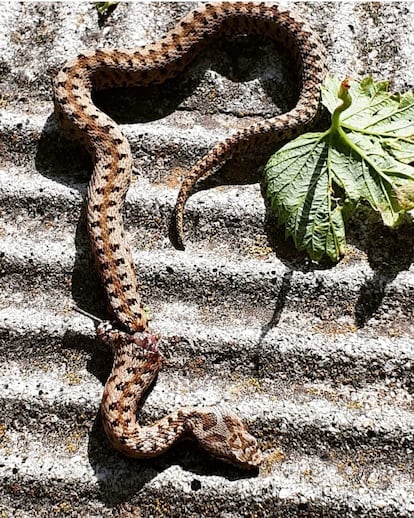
143,306 -> 152,321
95,2 -> 118,18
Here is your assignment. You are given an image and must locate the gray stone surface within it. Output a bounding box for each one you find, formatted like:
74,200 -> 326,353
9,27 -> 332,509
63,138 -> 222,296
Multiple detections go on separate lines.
0,1 -> 413,517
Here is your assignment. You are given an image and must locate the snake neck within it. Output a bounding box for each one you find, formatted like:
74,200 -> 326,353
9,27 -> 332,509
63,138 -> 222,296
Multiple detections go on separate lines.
101,342 -> 261,466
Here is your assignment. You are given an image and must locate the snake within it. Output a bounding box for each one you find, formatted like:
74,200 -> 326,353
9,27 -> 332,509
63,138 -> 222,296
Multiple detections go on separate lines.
53,2 -> 327,469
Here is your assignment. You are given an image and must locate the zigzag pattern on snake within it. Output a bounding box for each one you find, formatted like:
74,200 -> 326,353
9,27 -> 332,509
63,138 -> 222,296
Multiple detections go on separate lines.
53,2 -> 327,468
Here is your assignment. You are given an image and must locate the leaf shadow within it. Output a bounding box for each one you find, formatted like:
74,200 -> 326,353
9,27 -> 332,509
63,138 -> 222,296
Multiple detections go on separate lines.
262,203 -> 414,335
347,213 -> 414,329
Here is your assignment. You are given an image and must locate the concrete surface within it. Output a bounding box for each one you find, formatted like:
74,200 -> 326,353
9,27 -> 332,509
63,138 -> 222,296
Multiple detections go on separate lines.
0,1 -> 413,517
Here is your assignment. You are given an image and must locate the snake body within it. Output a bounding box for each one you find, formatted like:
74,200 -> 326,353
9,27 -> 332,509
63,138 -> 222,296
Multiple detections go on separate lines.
53,2 -> 327,468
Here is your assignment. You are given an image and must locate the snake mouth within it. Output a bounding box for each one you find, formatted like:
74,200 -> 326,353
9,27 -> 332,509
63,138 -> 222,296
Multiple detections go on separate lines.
229,441 -> 263,469
214,448 -> 262,470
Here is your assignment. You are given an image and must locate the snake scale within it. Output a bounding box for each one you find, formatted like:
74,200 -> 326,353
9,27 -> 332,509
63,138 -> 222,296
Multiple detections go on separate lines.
53,2 -> 327,468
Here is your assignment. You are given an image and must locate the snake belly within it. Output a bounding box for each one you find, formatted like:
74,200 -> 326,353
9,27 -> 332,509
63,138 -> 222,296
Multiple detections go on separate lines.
53,2 -> 327,468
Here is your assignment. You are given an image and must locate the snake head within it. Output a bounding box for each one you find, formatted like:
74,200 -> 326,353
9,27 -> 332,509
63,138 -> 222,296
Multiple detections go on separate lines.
190,408 -> 262,469
217,414 -> 262,469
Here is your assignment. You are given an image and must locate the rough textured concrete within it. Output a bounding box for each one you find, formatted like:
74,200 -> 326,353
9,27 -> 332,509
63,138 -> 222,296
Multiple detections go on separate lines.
0,1 -> 413,517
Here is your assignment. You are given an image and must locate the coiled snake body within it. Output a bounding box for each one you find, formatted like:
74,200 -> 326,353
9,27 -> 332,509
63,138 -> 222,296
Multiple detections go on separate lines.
53,2 -> 327,468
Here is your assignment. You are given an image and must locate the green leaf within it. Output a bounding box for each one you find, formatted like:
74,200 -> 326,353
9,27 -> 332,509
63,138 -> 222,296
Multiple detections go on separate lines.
265,132 -> 348,261
264,75 -> 414,262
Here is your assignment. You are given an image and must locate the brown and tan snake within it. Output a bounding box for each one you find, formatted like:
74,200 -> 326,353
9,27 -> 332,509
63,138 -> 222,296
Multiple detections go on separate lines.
53,2 -> 327,468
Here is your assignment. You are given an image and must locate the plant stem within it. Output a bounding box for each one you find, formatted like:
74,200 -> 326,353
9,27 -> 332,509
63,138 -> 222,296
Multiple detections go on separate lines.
330,78 -> 352,132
